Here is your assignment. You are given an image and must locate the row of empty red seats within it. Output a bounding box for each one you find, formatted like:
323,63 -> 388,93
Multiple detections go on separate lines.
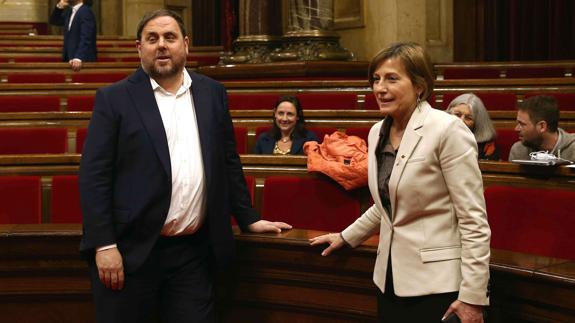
4,125 -> 565,160
2,174 -> 574,260
438,66 -> 573,79
0,175 -> 362,233
0,55 -> 218,65
0,126 -> 340,155
4,72 -> 130,83
2,92 -> 575,112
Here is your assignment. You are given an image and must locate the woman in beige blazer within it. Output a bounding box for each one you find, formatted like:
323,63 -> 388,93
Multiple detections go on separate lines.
310,42 -> 490,323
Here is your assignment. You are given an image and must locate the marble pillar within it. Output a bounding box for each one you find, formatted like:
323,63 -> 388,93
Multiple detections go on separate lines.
270,0 -> 354,61
220,0 -> 283,64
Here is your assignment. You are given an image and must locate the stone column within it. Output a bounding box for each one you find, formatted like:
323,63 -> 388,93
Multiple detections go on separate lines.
270,0 -> 353,61
220,0 -> 283,64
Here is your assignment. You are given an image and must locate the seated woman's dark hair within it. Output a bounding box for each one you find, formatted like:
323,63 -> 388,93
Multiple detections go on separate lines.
268,95 -> 308,140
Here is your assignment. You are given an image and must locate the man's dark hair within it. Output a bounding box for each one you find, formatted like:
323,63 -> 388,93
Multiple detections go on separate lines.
518,95 -> 559,132
136,9 -> 187,41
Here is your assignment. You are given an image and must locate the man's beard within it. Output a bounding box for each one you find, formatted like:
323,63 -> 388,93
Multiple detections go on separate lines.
522,136 -> 544,150
147,58 -> 186,80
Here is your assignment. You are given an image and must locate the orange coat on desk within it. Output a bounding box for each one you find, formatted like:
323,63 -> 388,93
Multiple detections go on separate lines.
304,131 -> 368,190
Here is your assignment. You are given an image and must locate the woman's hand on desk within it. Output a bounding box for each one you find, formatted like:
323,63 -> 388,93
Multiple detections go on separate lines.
309,232 -> 346,256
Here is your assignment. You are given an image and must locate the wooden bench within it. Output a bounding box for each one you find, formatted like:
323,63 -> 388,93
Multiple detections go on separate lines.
0,224 -> 573,323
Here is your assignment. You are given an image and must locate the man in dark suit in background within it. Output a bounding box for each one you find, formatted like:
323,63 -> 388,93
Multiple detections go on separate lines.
49,0 -> 97,71
79,9 -> 291,323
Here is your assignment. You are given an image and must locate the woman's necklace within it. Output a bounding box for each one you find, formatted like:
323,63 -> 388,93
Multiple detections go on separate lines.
281,136 -> 291,143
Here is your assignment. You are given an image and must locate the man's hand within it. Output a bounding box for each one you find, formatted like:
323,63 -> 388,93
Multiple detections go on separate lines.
442,300 -> 484,323
57,0 -> 69,9
309,232 -> 346,256
95,247 -> 125,290
69,59 -> 82,72
246,220 -> 292,233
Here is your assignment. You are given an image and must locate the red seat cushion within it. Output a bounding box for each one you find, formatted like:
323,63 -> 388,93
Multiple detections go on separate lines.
495,129 -> 518,161
51,175 -> 82,223
0,176 -> 41,224
234,127 -> 247,154
0,128 -> 68,154
227,93 -> 280,110
442,92 -> 517,110
76,128 -> 88,153
261,176 -> 360,232
486,185 -> 575,260
67,96 -> 95,111
0,95 -> 60,112
7,73 -> 66,83
14,56 -> 62,63
296,92 -> 358,110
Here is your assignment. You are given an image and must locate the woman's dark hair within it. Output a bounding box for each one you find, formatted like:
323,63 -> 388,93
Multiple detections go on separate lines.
268,95 -> 308,140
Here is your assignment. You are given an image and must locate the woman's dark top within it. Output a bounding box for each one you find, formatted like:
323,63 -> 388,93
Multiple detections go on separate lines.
376,117 -> 395,218
254,130 -> 319,155
478,140 -> 499,160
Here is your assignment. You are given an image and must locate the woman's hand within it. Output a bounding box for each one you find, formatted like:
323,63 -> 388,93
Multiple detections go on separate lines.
309,232 -> 346,256
442,300 -> 484,323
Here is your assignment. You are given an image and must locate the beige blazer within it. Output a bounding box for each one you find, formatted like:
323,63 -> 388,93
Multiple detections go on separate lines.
341,102 -> 490,305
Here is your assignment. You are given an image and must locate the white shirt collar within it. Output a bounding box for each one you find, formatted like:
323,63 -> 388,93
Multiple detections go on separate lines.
149,70 -> 192,95
71,3 -> 83,11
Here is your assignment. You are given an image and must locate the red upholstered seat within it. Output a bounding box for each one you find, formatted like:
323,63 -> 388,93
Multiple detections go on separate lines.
262,176 -> 360,232
442,67 -> 501,79
296,92 -> 358,110
76,128 -> 87,153
495,129 -> 518,161
442,92 -> 517,110
234,127 -> 247,154
67,96 -> 95,111
51,175 -> 82,223
7,73 -> 66,83
0,128 -> 68,154
0,95 -> 60,112
255,126 -> 335,144
191,56 -> 220,66
0,176 -> 41,224
525,93 -> 575,111
345,127 -> 372,143
505,67 -> 566,78
71,72 -> 128,83
227,93 -> 280,110
485,185 -> 575,260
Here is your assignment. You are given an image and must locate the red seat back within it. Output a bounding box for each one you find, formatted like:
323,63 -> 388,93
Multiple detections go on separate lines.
506,67 -> 566,78
345,127 -> 372,143
296,92 -> 358,110
0,176 -> 41,224
234,127 -> 247,154
7,73 -> 66,83
0,95 -> 60,112
443,92 -> 517,110
525,93 -> 575,111
262,176 -> 360,232
51,175 -> 82,223
0,128 -> 68,154
67,96 -> 95,111
485,185 -> 575,260
496,129 -> 518,161
71,72 -> 128,83
442,67 -> 501,79
227,93 -> 280,110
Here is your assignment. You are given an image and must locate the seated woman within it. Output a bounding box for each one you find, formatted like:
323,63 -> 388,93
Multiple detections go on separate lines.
254,95 -> 318,155
446,93 -> 500,160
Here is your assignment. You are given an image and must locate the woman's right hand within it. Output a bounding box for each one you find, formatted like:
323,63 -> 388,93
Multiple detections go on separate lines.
309,232 -> 346,256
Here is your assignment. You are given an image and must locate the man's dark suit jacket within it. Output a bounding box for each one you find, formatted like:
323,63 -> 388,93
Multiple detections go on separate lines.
79,68 -> 260,272
49,4 -> 97,62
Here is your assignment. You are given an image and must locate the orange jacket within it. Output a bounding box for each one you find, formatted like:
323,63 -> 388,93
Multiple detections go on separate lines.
304,131 -> 368,190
